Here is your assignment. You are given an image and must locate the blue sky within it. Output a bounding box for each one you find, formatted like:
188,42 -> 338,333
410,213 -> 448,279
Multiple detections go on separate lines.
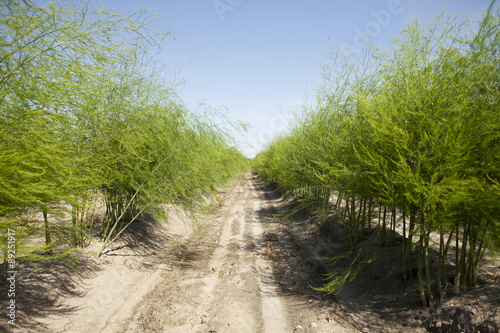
81,1 -> 496,157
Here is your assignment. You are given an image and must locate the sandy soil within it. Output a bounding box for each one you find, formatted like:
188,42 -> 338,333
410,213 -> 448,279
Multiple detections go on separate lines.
1,174 -> 499,333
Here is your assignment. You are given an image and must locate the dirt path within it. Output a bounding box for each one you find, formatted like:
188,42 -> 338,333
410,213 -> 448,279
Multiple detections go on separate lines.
120,175 -> 359,333
124,176 -> 291,332
8,173 -> 355,333
4,174 -> 498,332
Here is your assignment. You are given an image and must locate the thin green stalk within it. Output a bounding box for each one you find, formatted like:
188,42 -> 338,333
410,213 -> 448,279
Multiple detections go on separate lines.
425,224 -> 434,306
42,205 -> 53,255
418,228 -> 426,306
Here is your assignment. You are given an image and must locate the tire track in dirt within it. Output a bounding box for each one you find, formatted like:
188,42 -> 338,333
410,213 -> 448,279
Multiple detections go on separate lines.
201,180 -> 264,332
250,180 -> 289,332
196,177 -> 288,332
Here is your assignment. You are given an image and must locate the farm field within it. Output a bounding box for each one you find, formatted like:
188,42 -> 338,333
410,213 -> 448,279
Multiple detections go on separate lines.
1,173 -> 498,332
1,1 -> 499,332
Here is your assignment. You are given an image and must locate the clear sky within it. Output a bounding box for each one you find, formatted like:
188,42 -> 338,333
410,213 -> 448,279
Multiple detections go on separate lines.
48,0 -> 499,157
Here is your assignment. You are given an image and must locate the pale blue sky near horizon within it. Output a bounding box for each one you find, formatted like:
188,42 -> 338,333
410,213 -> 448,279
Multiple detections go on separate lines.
69,1 -> 497,157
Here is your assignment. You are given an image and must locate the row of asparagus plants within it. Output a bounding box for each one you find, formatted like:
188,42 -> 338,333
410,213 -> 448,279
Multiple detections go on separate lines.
0,0 -> 248,271
252,6 -> 499,306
